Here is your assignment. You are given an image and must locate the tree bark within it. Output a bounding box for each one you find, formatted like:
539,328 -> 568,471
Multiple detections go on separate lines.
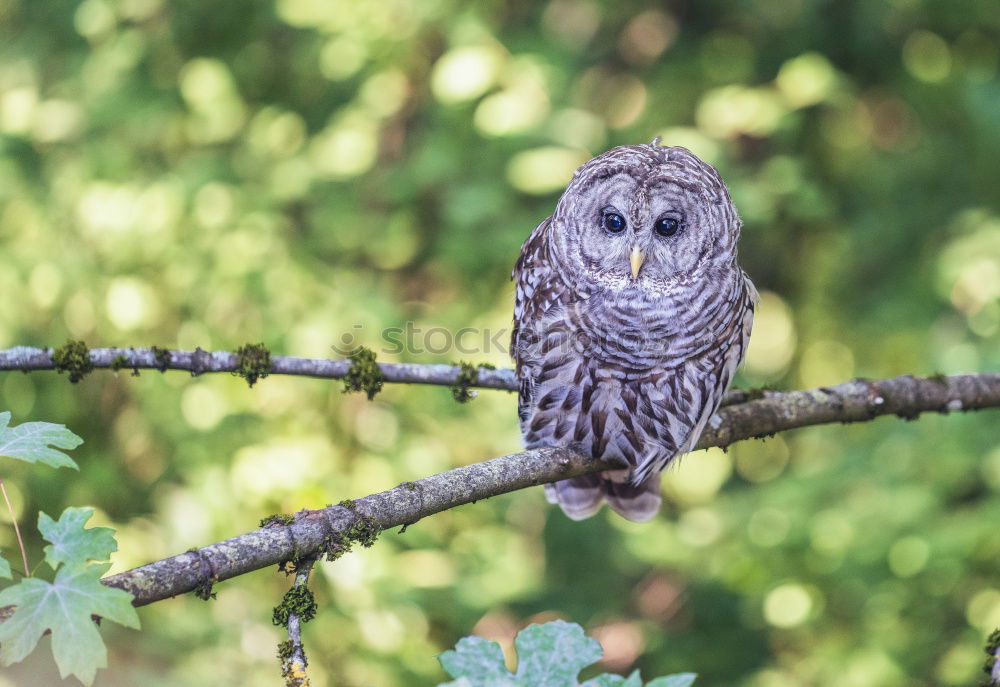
84,371 -> 1000,608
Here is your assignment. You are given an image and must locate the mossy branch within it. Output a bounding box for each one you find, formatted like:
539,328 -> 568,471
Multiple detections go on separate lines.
0,371 -> 989,616
275,557 -> 316,687
0,344 -> 759,407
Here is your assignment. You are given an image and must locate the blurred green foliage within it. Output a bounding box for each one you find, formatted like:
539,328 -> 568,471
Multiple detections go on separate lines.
0,0 -> 998,685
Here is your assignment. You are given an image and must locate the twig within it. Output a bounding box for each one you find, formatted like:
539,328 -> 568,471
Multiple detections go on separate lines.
0,345 -> 749,406
0,478 -> 29,577
0,345 -> 517,388
277,558 -> 316,687
695,373 -> 1000,448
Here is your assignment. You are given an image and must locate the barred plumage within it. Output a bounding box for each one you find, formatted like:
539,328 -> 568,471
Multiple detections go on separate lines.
511,141 -> 756,521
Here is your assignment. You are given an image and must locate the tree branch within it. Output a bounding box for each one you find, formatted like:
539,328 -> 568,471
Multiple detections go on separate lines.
0,370 -> 996,624
277,557 -> 317,687
0,345 -> 748,406
0,345 -> 519,390
85,371 -> 997,608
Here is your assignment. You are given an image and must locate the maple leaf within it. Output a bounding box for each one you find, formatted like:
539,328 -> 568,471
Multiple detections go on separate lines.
644,676 -> 698,687
581,672 -> 644,687
436,620 -> 697,687
38,507 -> 117,570
0,504 -> 135,685
0,562 -> 139,685
0,411 -> 82,470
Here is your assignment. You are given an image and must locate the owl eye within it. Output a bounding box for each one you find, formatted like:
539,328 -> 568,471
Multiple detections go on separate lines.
603,212 -> 626,233
654,217 -> 681,237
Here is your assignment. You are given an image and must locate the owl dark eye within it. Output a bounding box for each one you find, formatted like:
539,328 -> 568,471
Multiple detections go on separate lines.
654,217 -> 681,237
603,212 -> 626,233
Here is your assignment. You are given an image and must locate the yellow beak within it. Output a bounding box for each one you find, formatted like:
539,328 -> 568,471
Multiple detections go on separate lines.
630,246 -> 645,280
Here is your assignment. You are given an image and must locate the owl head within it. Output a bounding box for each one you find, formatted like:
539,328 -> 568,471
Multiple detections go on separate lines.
548,141 -> 741,293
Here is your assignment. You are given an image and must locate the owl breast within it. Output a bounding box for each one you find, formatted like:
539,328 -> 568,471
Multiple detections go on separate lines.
522,274 -> 739,467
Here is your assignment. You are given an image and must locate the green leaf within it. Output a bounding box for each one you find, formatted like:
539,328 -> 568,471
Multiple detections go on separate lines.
0,411 -> 82,470
439,636 -> 518,687
0,552 -> 10,579
38,507 -> 117,570
438,621 -> 696,687
513,620 -> 603,685
645,674 -> 697,687
582,670 -> 643,687
439,620 -> 604,687
0,562 -> 140,685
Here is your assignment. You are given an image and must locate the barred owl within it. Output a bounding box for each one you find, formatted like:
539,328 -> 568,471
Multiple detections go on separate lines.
511,141 -> 756,522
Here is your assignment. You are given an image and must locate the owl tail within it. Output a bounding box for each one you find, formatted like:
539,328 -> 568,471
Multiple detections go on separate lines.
544,470 -> 661,522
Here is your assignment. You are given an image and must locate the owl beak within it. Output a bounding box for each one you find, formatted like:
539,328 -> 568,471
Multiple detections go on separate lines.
629,246 -> 645,279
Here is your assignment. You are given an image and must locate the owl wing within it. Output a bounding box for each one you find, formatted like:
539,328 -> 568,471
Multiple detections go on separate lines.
510,216 -> 573,427
631,272 -> 758,484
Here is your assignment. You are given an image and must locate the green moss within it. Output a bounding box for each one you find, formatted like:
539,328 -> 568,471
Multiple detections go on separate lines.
338,498 -> 356,510
980,628 -> 1000,686
52,340 -> 94,383
346,514 -> 380,548
320,511 -> 381,561
272,584 -> 317,628
110,353 -> 128,372
743,385 -> 775,402
277,639 -> 295,661
451,361 -> 478,403
322,533 -> 350,562
928,372 -> 949,385
260,513 -> 295,527
342,346 -> 384,400
151,345 -> 172,372
193,576 -> 218,601
451,361 -> 497,403
277,639 -> 308,682
234,342 -> 272,388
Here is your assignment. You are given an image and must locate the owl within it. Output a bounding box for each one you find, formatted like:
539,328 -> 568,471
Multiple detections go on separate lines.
511,140 -> 756,522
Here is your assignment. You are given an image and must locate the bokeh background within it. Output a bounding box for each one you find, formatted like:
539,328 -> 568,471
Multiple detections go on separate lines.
1,0 -> 999,685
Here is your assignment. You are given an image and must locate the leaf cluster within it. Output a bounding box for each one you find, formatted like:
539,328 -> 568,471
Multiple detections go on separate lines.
0,508 -> 138,685
437,620 -> 695,687
0,413 -> 136,685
